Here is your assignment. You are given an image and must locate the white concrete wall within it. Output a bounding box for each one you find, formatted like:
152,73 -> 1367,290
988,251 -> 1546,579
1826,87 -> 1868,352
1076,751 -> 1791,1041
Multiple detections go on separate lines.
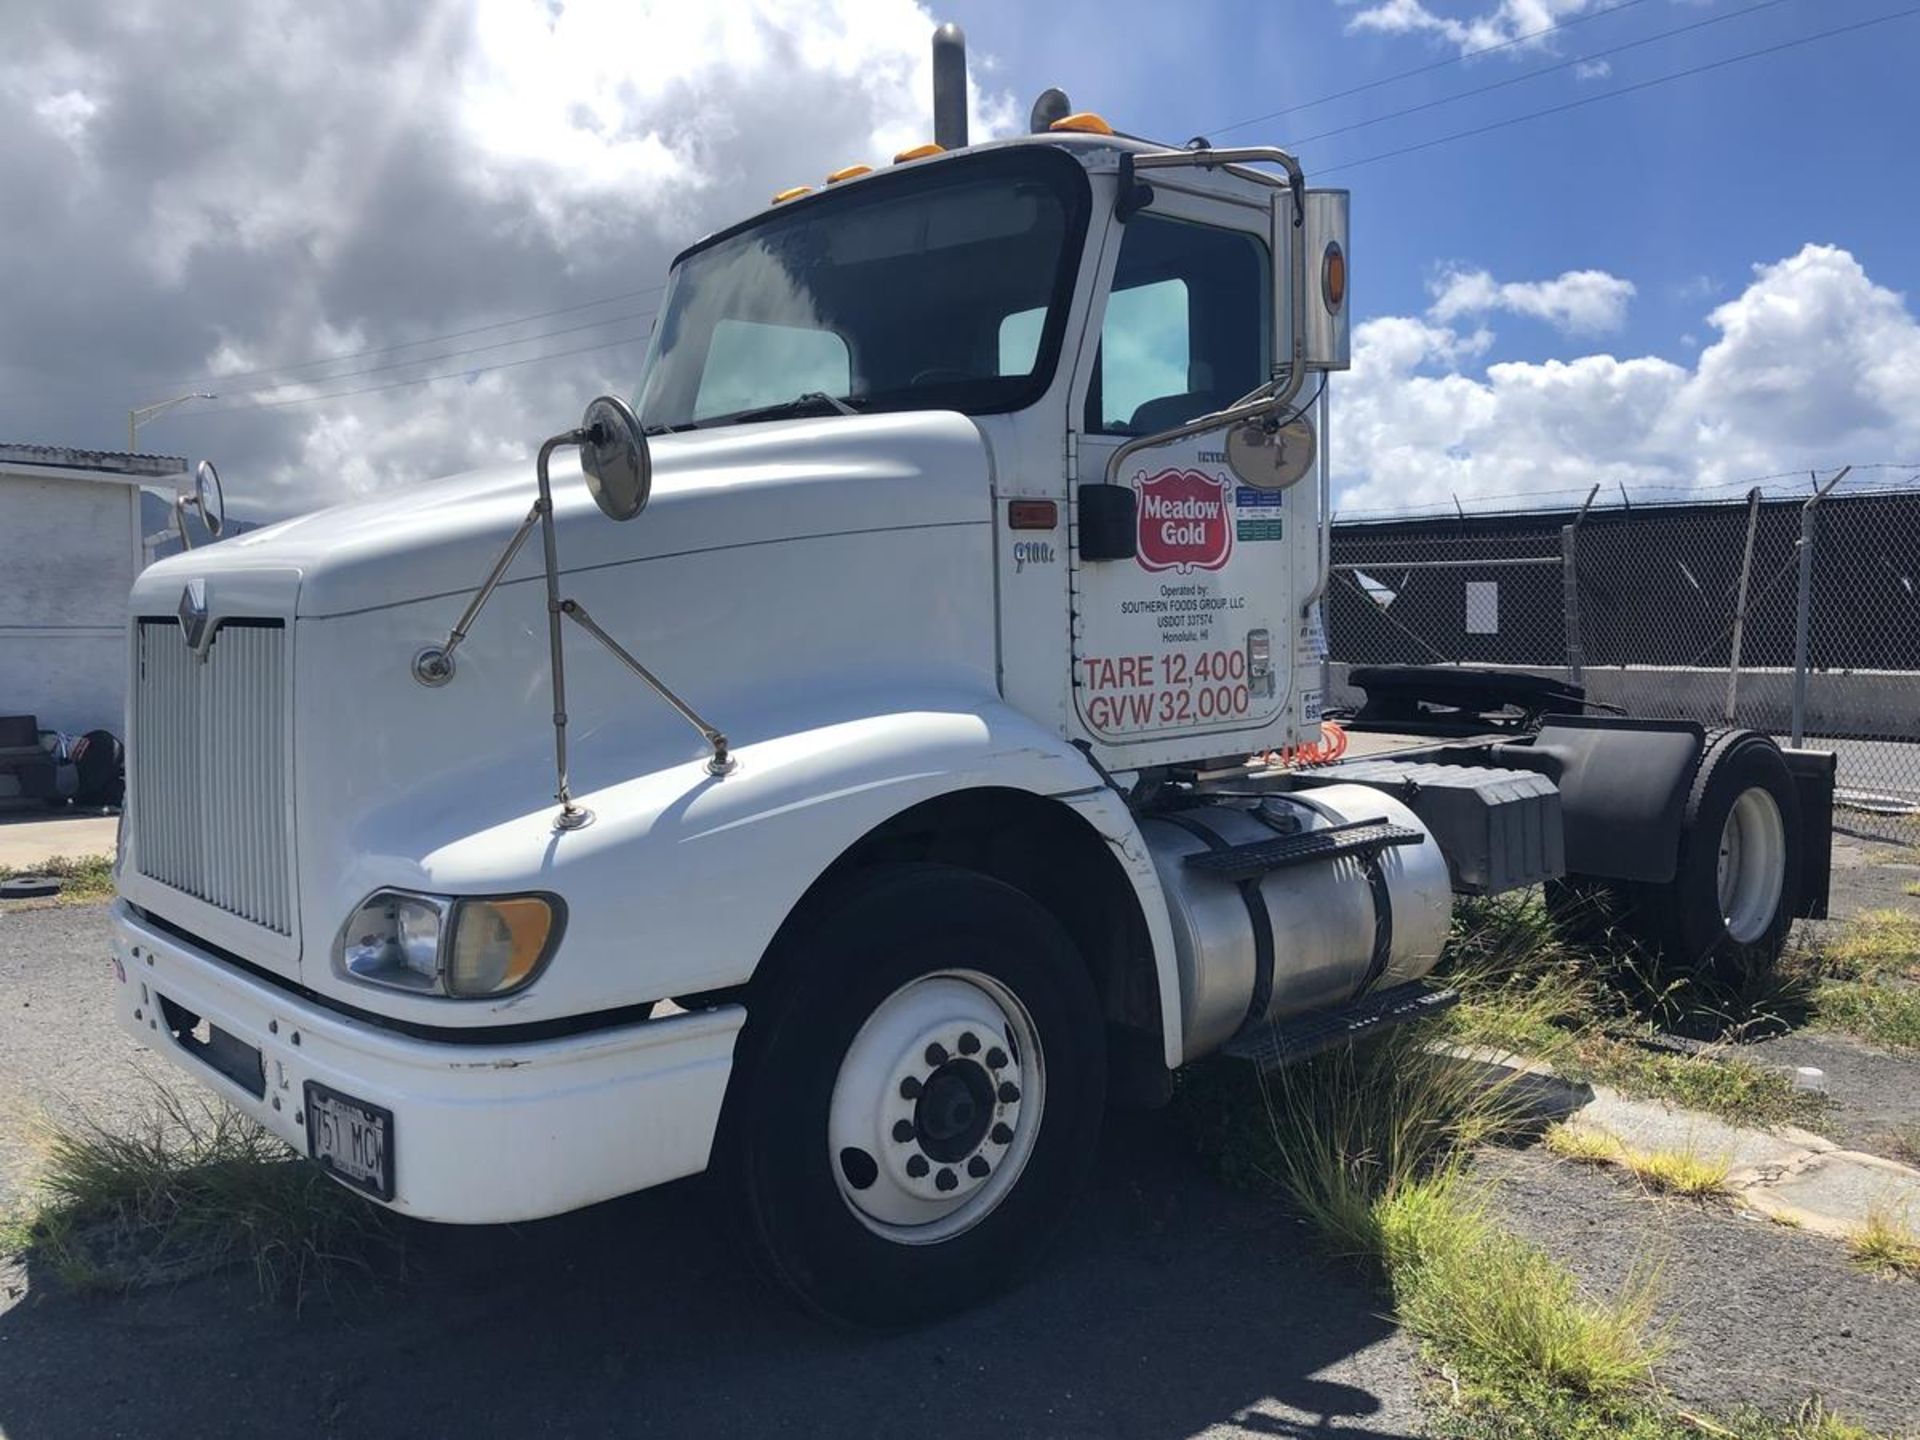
0,473 -> 142,736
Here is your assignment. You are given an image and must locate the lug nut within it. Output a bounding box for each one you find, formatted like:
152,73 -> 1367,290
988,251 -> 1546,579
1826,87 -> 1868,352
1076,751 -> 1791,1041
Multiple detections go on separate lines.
985,1047 -> 1008,1069
991,1122 -> 1013,1145
892,1119 -> 915,1143
925,1041 -> 948,1067
998,1081 -> 1020,1104
958,1031 -> 980,1055
935,1168 -> 958,1192
899,1076 -> 923,1100
906,1154 -> 930,1179
967,1156 -> 990,1179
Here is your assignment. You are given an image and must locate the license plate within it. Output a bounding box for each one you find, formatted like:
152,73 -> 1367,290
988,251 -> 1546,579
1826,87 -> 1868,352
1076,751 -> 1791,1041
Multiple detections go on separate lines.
303,1082 -> 395,1201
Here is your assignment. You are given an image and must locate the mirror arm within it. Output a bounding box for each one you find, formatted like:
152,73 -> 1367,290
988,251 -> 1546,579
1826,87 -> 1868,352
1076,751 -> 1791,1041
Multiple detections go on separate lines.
559,599 -> 734,777
412,499 -> 545,687
1102,383 -> 1298,488
172,494 -> 197,552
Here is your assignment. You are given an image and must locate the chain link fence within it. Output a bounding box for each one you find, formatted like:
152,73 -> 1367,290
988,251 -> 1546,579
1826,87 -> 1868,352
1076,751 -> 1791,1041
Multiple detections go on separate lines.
1325,475 -> 1920,844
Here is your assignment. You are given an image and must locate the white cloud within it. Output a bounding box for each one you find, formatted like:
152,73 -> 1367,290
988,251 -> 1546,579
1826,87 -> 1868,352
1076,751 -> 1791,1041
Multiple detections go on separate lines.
0,0 -> 1021,515
1428,265 -> 1636,334
1344,0 -> 1594,56
1574,58 -> 1610,80
1338,244 -> 1920,513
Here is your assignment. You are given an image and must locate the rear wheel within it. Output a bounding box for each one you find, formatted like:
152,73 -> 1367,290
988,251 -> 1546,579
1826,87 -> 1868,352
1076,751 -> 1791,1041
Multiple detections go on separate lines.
1635,730 -> 1800,981
717,864 -> 1106,1325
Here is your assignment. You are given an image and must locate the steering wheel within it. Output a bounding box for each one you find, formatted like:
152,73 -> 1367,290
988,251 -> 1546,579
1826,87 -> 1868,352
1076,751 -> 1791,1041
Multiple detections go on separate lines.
910,367 -> 971,387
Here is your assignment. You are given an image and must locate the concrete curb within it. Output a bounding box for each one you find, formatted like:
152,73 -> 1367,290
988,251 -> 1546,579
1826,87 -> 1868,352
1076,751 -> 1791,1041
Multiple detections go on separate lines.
1550,1085 -> 1920,1242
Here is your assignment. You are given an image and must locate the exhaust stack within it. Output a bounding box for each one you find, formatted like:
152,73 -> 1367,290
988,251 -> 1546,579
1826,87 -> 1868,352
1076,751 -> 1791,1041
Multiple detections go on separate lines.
932,23 -> 968,150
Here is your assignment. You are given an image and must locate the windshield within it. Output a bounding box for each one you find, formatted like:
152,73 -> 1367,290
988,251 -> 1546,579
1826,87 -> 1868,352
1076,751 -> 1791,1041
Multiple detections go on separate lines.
637,148 -> 1090,431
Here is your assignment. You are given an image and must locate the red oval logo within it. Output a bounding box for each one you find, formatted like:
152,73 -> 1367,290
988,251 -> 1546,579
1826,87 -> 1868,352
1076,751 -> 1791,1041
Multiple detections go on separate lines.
1134,469 -> 1233,573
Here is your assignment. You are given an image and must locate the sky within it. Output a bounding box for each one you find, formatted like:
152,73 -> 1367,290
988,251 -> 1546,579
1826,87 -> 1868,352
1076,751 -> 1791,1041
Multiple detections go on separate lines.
3,0 -> 1918,521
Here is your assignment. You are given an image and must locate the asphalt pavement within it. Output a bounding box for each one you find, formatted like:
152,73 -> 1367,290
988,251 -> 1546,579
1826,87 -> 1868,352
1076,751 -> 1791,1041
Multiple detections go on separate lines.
0,902 -> 1426,1440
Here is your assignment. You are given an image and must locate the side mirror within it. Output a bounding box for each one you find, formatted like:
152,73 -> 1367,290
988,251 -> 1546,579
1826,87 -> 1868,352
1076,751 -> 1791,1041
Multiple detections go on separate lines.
1225,414 -> 1316,493
579,395 -> 650,521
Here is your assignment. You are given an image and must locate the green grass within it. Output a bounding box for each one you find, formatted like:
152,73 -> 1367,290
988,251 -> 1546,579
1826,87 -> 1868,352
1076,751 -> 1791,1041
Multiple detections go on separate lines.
5,1087 -> 397,1304
1789,908 -> 1920,1052
1438,895 -> 1830,1131
1846,1209 -> 1920,1280
0,852 -> 116,903
1178,922 -> 1900,1440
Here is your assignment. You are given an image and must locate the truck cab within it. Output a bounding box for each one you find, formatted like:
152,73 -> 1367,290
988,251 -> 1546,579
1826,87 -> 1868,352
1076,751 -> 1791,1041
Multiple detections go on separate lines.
111,32 -> 1827,1325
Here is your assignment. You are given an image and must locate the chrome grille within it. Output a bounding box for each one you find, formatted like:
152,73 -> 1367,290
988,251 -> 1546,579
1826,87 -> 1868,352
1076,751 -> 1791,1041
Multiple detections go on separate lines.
133,619 -> 294,936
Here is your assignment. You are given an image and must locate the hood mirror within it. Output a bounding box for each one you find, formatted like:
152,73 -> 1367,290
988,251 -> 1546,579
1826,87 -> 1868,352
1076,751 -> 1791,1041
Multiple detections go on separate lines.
194,460 -> 226,537
173,459 -> 225,549
579,395 -> 650,522
1225,414 -> 1316,493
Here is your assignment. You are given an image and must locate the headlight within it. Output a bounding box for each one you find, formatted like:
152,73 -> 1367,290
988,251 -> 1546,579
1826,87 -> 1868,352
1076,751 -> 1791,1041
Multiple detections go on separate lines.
340,890 -> 561,998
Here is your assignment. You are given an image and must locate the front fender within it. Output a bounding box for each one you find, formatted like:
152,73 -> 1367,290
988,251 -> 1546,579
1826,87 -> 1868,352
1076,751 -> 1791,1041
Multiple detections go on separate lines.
324,693 -> 1179,1055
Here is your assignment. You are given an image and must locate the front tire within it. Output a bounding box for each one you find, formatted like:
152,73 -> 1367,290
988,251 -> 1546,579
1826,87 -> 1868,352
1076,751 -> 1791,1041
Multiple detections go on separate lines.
717,864 -> 1106,1326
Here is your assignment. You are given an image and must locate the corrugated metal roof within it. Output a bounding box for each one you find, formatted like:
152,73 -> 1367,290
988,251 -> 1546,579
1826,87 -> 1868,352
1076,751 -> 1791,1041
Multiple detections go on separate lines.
0,443 -> 188,479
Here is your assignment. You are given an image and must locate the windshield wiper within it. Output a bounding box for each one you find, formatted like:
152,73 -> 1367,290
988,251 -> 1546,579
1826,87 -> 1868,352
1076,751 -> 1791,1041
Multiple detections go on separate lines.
719,391 -> 863,425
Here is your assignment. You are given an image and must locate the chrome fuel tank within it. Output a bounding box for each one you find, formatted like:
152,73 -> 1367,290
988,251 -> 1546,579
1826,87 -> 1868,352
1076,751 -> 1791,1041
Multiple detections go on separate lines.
1141,784 -> 1454,1062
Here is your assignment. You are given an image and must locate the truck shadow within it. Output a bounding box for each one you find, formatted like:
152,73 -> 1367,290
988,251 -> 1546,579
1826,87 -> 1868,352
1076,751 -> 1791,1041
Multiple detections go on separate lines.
0,1109 -> 1421,1440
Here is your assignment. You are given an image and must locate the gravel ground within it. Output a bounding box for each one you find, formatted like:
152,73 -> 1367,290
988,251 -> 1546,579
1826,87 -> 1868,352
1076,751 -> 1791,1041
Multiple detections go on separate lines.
0,901 -> 1427,1440
1483,1146 -> 1920,1434
0,904 -> 152,1213
2,829 -> 1916,1439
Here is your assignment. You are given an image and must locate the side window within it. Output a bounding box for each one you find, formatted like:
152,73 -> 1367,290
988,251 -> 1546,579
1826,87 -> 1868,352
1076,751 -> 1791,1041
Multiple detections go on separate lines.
694,319 -> 851,420
998,307 -> 1044,376
1086,214 -> 1270,436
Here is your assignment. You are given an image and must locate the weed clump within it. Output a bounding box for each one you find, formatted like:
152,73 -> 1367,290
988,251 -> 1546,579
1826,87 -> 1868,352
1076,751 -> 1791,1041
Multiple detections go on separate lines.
8,1087 -> 397,1303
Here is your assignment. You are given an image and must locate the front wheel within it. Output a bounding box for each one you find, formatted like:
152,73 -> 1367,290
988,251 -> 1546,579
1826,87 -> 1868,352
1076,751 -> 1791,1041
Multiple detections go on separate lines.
716,864 -> 1106,1325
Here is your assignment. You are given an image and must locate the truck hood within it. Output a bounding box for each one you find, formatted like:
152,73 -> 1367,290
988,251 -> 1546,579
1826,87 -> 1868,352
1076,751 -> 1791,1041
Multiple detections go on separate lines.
131,410 -> 992,619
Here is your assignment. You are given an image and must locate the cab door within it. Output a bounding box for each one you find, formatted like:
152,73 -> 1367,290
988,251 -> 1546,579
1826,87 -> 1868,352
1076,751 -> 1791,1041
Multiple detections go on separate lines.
1069,189 -> 1305,768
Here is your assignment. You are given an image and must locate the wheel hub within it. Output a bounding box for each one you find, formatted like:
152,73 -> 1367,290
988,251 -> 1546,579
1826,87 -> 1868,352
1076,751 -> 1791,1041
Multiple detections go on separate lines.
828,971 -> 1043,1244
915,1059 -> 995,1162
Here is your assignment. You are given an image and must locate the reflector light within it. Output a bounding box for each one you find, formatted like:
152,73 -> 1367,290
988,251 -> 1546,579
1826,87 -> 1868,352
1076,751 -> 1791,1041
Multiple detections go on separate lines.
893,143 -> 945,164
1008,500 -> 1058,530
1322,241 -> 1347,313
826,164 -> 872,184
1049,112 -> 1113,135
771,185 -> 811,204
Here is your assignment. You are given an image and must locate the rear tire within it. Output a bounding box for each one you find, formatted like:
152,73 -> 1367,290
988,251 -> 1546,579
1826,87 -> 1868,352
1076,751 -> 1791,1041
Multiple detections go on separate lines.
716,863 -> 1106,1326
1634,730 -> 1800,982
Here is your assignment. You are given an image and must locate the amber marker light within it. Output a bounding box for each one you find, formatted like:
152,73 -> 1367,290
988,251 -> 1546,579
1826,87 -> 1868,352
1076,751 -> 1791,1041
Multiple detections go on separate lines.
1048,113 -> 1113,135
448,896 -> 561,997
1323,241 -> 1347,312
826,164 -> 873,184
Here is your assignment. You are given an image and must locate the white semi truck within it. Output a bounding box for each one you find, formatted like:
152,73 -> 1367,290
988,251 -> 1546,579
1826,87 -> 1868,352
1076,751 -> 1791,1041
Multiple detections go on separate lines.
112,28 -> 1832,1323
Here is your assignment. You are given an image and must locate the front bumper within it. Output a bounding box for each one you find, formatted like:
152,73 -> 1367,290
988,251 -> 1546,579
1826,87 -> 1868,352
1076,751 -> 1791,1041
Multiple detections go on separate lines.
109,901 -> 744,1223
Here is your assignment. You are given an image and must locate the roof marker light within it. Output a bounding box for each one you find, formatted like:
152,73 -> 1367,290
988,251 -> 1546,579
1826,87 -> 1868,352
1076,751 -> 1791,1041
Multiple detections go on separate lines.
1049,112 -> 1113,135
826,164 -> 873,184
893,143 -> 945,164
771,185 -> 811,205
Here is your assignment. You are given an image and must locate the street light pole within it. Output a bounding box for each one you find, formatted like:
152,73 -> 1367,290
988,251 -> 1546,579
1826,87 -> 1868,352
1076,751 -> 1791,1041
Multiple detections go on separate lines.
128,392 -> 216,452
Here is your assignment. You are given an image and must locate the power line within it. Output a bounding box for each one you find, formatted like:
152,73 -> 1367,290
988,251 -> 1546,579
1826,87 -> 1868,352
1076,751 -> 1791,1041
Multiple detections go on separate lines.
1209,0 -> 1661,138
1283,0 -> 1795,154
182,329 -> 654,419
211,307 -> 658,399
1309,6 -> 1920,177
160,282 -> 668,393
